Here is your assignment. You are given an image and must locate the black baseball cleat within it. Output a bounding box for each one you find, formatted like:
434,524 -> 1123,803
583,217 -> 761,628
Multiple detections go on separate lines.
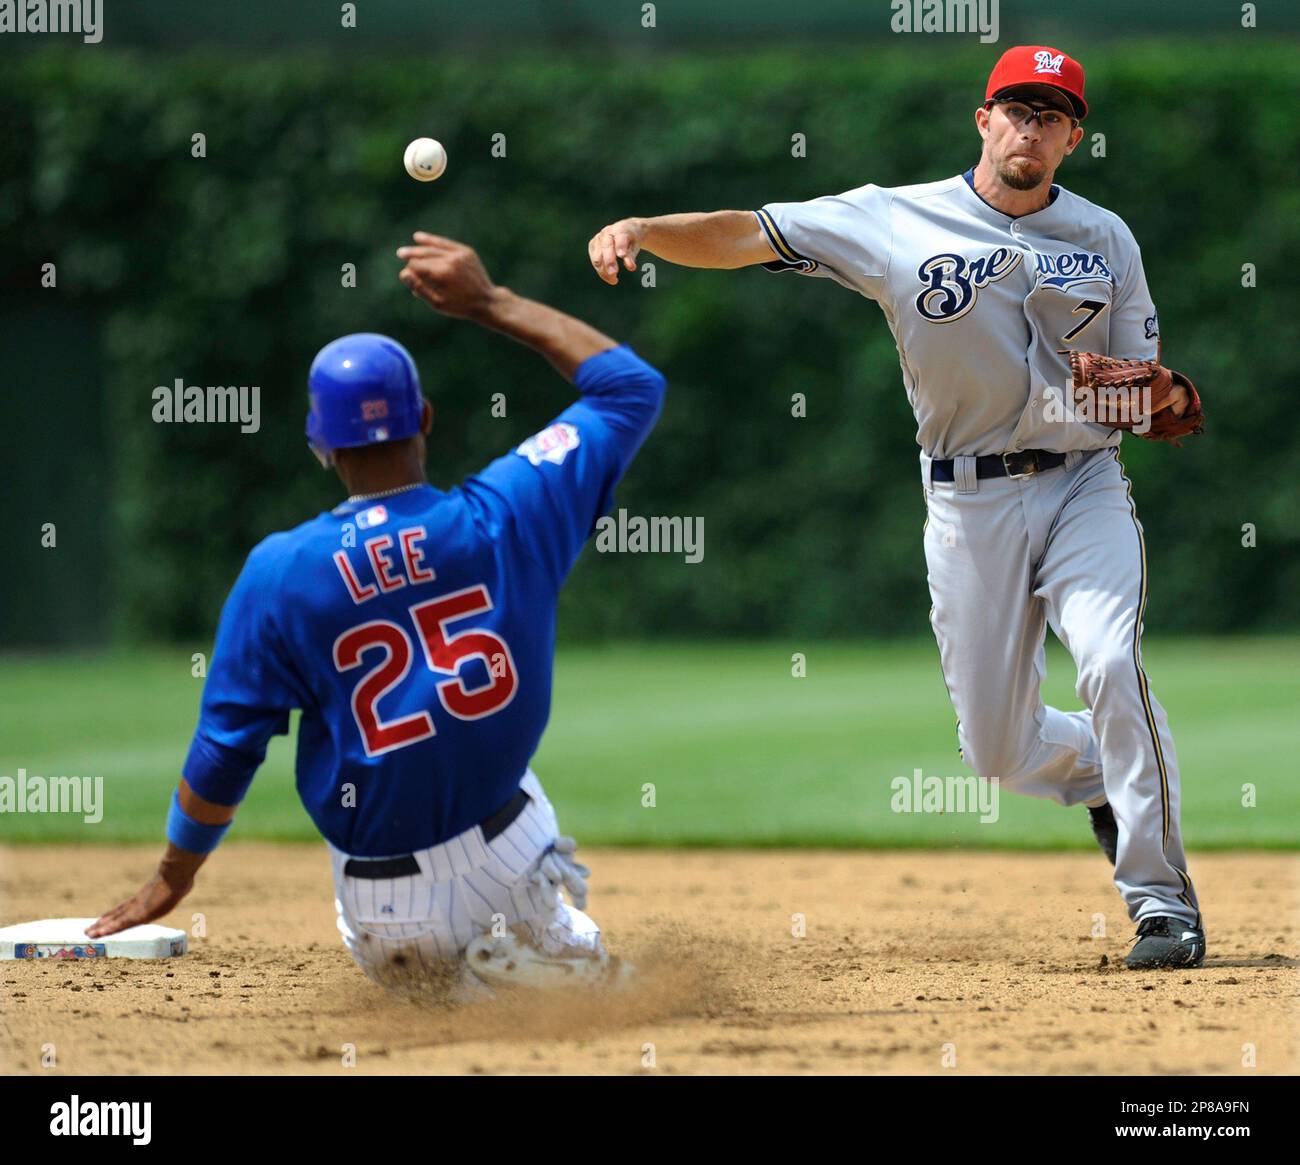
1125,916 -> 1207,970
1088,802 -> 1118,865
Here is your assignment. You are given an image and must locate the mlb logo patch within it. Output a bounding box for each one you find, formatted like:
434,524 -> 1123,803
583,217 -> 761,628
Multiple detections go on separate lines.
356,504 -> 388,529
517,422 -> 580,467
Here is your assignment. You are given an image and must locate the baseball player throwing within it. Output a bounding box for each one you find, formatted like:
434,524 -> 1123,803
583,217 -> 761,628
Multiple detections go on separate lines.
587,45 -> 1205,969
89,234 -> 666,994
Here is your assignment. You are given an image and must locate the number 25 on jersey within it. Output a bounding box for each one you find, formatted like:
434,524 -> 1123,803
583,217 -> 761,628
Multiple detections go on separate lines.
332,585 -> 518,757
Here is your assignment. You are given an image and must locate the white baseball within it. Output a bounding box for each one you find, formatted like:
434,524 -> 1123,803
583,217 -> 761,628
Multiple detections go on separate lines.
403,137 -> 447,182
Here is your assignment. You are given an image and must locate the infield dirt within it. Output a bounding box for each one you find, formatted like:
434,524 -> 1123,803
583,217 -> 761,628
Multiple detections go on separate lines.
2,845 -> 1296,1075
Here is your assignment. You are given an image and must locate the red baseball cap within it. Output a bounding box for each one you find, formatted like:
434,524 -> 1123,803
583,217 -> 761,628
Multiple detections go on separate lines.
985,45 -> 1087,120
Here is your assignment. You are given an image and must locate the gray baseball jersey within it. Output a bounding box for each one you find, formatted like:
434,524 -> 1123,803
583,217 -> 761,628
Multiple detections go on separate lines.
756,171 -> 1161,458
753,171 -> 1200,933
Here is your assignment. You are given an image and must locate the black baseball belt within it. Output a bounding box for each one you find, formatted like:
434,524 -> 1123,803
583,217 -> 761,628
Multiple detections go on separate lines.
342,787 -> 532,879
929,449 -> 1068,482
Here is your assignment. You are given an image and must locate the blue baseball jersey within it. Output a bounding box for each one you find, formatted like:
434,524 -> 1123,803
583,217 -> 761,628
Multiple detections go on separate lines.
183,344 -> 666,856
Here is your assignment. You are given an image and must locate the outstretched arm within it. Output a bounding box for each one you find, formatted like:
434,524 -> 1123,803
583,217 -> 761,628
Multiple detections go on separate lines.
87,780 -> 232,937
586,212 -> 778,285
398,232 -> 617,381
90,539 -> 299,938
396,233 -> 667,583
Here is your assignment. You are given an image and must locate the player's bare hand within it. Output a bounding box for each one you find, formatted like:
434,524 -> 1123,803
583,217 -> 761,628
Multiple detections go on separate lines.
396,233 -> 497,320
86,869 -> 193,938
587,219 -> 644,285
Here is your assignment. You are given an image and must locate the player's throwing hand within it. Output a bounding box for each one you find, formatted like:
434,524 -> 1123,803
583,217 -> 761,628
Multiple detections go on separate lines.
396,232 -> 497,319
587,218 -> 644,284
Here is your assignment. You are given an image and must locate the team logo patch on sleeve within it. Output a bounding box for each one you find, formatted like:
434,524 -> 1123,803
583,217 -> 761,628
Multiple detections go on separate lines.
356,504 -> 388,529
517,422 -> 580,466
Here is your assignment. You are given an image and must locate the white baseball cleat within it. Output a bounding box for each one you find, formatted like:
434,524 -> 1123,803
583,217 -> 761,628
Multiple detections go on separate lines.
463,928 -> 633,991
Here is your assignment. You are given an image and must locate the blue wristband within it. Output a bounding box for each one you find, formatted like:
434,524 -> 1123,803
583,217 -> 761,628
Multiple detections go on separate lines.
167,789 -> 232,855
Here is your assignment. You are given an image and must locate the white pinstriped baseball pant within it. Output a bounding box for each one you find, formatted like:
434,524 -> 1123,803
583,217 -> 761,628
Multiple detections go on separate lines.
328,769 -> 603,991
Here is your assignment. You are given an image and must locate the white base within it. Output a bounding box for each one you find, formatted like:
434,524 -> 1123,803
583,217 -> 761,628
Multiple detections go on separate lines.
0,918 -> 187,959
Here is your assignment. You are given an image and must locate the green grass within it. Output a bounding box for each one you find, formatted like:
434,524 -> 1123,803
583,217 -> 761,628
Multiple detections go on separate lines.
1,638 -> 1296,849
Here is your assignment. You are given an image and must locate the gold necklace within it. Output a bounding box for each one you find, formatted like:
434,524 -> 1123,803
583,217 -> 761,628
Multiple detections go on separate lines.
345,482 -> 425,504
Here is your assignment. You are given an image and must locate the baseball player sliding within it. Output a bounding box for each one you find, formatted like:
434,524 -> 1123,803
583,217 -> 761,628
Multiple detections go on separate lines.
89,235 -> 666,994
588,45 -> 1206,969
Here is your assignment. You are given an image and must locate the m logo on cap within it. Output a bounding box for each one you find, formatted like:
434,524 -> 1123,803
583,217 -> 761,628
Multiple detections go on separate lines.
1033,51 -> 1065,75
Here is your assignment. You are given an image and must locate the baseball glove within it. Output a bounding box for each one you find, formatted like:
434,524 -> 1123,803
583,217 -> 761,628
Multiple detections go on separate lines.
1062,351 -> 1205,445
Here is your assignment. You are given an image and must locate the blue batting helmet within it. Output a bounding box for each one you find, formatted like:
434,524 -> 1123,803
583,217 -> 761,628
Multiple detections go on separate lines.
306,333 -> 423,466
